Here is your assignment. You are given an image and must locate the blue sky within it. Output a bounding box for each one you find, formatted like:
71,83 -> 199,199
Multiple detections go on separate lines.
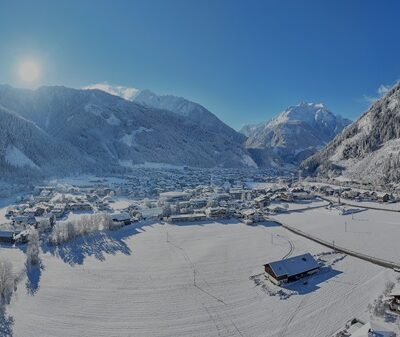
0,0 -> 400,129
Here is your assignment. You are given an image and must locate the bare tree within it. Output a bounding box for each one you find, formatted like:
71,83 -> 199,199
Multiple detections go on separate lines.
0,259 -> 16,308
26,229 -> 40,266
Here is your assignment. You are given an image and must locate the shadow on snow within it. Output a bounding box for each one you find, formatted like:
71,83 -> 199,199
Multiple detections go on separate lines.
25,261 -> 44,296
41,221 -> 157,266
0,310 -> 14,337
281,266 -> 342,295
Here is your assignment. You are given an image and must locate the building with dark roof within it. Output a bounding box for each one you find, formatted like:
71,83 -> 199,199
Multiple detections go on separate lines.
264,253 -> 320,285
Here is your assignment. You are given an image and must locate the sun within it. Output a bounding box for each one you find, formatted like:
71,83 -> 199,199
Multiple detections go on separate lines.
18,60 -> 40,83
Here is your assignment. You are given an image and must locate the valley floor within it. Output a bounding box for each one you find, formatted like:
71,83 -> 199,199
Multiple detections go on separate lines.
2,218 -> 395,337
275,207 -> 400,262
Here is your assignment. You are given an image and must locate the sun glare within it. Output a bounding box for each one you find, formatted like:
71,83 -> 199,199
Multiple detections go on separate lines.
18,60 -> 40,83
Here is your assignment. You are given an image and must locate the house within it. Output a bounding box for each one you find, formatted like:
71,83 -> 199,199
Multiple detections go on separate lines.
168,213 -> 207,222
189,198 -> 208,209
111,213 -> 131,226
14,215 -> 36,227
0,231 -> 16,243
254,195 -> 270,208
205,206 -> 227,218
348,321 -> 395,337
377,193 -> 391,203
52,204 -> 66,219
159,191 -> 190,203
264,253 -> 320,285
240,209 -> 261,224
332,318 -> 396,337
69,202 -> 93,212
389,286 -> 400,313
267,206 -> 287,214
280,192 -> 294,202
229,188 -> 242,199
292,191 -> 314,200
13,229 -> 30,243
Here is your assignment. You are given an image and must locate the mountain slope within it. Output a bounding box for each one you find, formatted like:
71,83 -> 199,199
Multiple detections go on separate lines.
301,83 -> 400,184
0,85 -> 256,178
241,102 -> 351,166
0,104 -> 93,181
133,89 -> 246,144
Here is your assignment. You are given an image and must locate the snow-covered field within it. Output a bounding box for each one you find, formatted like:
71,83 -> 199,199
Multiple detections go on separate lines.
2,219 -> 395,337
275,207 -> 400,262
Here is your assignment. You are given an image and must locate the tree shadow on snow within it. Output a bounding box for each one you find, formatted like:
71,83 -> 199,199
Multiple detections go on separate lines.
0,310 -> 14,337
42,222 -> 153,266
25,261 -> 44,296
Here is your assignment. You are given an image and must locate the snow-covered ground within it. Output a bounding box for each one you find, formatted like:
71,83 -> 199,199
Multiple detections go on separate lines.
2,219 -> 395,337
274,207 -> 400,262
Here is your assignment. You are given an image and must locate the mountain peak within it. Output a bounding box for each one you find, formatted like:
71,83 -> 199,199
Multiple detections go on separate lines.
242,102 -> 351,166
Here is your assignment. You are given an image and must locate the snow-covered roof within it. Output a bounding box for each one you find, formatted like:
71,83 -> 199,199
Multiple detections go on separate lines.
349,321 -> 395,337
111,213 -> 130,221
389,284 -> 400,297
266,253 -> 319,278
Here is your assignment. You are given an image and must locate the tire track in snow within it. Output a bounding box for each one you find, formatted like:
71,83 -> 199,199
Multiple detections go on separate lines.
163,225 -> 245,337
279,235 -> 295,260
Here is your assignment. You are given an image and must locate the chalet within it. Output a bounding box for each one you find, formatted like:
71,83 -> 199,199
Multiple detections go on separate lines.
240,209 -> 261,224
111,213 -> 131,226
377,193 -> 391,203
264,253 -> 320,285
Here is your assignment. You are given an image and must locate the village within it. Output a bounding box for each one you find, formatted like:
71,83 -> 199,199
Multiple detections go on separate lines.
1,167 -> 400,336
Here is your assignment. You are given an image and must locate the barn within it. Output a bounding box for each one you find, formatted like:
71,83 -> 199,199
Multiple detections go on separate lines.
264,253 -> 320,285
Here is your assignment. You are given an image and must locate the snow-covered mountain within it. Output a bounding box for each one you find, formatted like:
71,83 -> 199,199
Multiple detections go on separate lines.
301,83 -> 400,184
133,89 -> 245,144
0,85 -> 256,180
241,102 -> 351,166
0,102 -> 92,181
